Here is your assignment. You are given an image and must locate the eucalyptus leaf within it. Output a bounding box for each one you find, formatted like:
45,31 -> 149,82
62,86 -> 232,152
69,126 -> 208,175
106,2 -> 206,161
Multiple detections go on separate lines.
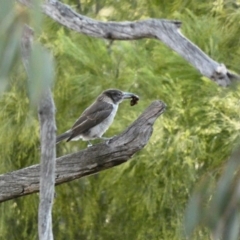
27,43 -> 55,106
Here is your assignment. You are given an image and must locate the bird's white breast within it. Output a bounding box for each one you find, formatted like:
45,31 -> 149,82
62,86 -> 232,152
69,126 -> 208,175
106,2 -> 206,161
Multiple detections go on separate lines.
81,103 -> 118,140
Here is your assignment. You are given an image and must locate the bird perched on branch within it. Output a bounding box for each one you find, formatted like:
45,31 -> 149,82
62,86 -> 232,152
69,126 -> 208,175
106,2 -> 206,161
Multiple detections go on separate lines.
56,89 -> 139,146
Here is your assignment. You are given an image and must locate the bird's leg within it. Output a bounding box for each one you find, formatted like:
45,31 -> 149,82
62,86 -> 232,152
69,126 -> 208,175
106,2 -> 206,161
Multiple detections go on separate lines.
100,136 -> 116,145
87,141 -> 93,147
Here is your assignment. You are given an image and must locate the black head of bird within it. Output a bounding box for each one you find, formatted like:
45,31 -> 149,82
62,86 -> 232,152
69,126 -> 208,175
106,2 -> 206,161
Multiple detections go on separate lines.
56,89 -> 139,146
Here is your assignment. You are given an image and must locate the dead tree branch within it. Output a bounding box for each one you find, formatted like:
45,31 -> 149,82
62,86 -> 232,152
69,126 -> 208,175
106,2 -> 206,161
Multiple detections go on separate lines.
21,25 -> 56,240
17,0 -> 239,86
0,100 -> 165,203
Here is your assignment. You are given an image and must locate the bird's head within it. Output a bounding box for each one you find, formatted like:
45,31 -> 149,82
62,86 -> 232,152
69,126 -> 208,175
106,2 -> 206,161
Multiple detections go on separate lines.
101,89 -> 138,105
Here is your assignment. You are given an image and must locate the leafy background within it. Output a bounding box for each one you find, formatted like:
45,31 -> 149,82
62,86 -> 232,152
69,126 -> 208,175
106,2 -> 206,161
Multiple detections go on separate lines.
1,0 -> 240,239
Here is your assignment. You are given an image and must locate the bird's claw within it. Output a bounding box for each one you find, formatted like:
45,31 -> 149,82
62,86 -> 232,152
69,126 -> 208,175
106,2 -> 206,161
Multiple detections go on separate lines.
87,141 -> 93,148
104,135 -> 116,145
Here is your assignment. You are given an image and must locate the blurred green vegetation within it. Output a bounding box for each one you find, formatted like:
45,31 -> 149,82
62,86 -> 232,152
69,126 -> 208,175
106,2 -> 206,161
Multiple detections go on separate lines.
1,0 -> 240,239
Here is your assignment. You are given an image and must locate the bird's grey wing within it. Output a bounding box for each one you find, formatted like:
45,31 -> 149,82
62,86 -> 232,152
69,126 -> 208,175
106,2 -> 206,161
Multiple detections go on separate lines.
67,102 -> 113,141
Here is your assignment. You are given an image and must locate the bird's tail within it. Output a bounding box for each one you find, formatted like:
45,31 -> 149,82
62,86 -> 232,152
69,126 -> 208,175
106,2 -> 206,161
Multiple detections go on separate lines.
56,131 -> 72,144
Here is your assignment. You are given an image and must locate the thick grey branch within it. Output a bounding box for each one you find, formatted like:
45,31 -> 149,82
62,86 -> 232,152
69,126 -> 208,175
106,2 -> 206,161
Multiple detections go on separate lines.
17,0 -> 239,86
38,89 -> 56,240
21,25 -> 56,240
0,100 -> 165,203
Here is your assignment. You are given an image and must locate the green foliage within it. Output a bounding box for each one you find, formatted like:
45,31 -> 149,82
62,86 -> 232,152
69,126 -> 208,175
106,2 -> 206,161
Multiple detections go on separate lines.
0,0 -> 23,94
185,150 -> 240,240
1,0 -> 240,239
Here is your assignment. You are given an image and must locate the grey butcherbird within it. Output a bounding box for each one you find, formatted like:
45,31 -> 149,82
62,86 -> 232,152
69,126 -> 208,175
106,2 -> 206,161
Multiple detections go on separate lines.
56,89 -> 139,146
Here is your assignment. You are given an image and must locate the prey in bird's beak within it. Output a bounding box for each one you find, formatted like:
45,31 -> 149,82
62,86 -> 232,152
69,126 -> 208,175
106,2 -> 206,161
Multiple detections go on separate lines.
122,92 -> 140,106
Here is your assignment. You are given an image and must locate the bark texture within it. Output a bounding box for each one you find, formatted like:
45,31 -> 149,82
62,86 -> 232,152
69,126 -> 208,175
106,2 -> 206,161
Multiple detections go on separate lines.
38,89 -> 56,240
0,100 -> 165,203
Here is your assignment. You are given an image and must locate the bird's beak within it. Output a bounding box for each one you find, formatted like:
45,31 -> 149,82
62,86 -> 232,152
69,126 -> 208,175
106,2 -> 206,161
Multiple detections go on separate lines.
122,92 -> 138,99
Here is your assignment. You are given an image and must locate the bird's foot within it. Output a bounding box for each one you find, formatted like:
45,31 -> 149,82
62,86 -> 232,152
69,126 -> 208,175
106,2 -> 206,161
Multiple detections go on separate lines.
101,136 -> 116,145
87,141 -> 93,148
